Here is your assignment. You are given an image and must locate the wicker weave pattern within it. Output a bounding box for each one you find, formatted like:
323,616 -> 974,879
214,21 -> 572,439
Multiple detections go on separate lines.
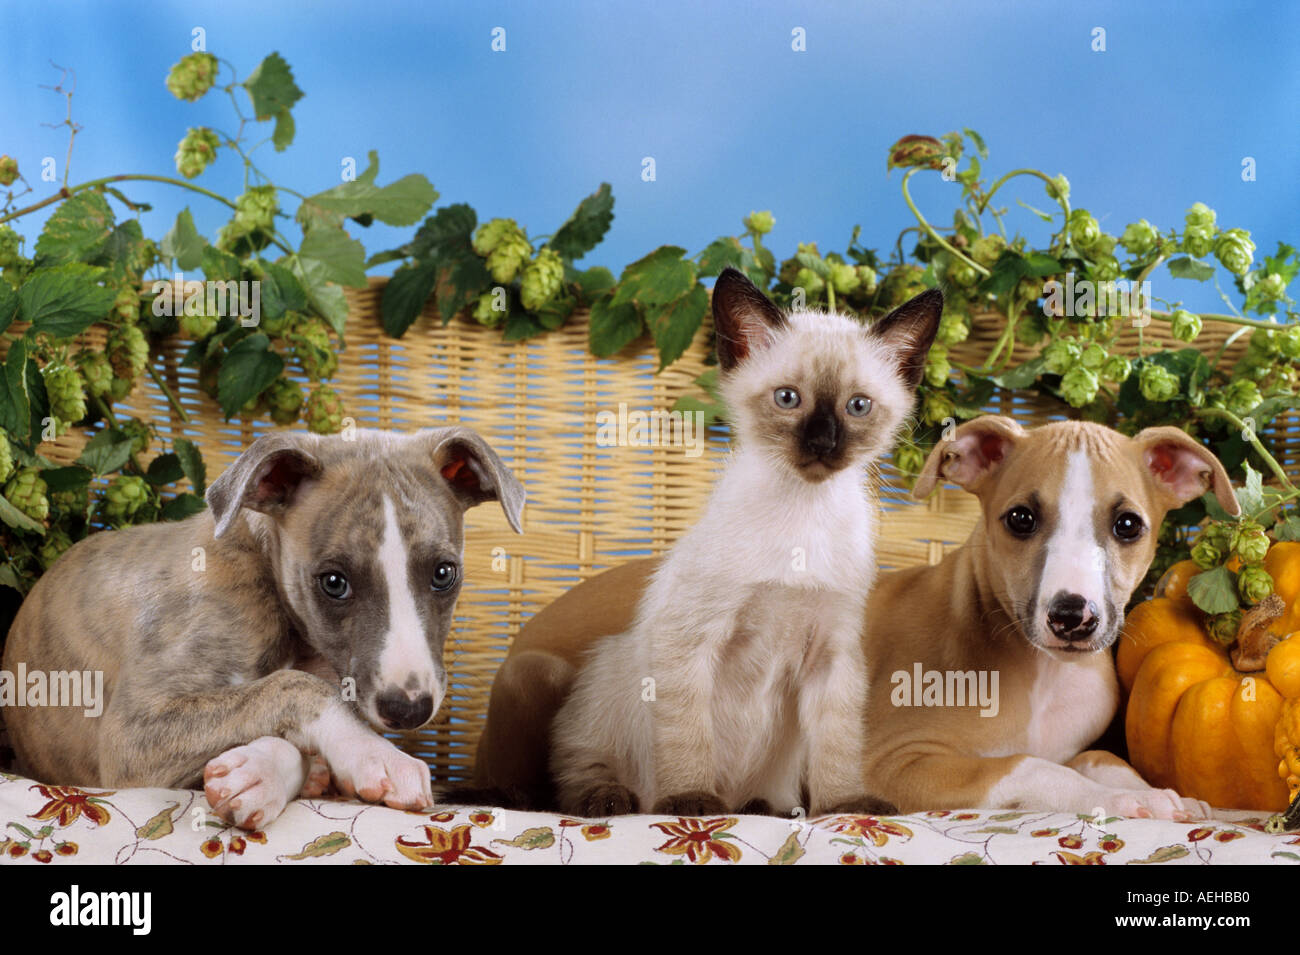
25,279 -> 1300,780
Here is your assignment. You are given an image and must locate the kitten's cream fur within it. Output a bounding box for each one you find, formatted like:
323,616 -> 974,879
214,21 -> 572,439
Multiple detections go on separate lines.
550,270 -> 942,816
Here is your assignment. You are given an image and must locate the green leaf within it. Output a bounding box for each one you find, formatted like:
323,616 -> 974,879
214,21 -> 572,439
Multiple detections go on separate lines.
0,562 -> 27,594
1273,516 -> 1300,542
96,219 -> 148,279
40,465 -> 92,494
217,334 -> 284,419
365,248 -> 407,269
1237,462 -> 1266,515
0,493 -> 43,534
570,265 -> 616,302
305,173 -> 438,229
289,257 -> 350,337
381,259 -> 438,338
407,204 -> 477,259
34,191 -> 114,266
549,183 -> 614,262
298,230 -> 367,288
1128,845 -> 1190,865
647,284 -> 708,370
612,246 -> 696,308
162,208 -> 206,271
697,236 -> 746,278
200,246 -> 242,284
992,356 -> 1046,390
503,309 -> 545,342
436,247 -> 491,324
145,453 -> 185,486
1016,199 -> 1055,223
1023,252 -> 1063,276
767,831 -> 806,866
588,293 -> 643,357
261,261 -> 308,313
0,280 -> 18,334
75,428 -> 134,475
1186,564 -> 1240,614
978,250 -> 1028,297
271,110 -> 295,151
283,831 -> 351,860
964,127 -> 988,159
173,437 -> 206,496
161,492 -> 206,521
18,263 -> 117,339
0,338 -> 31,444
243,52 -> 303,121
1167,256 -> 1216,281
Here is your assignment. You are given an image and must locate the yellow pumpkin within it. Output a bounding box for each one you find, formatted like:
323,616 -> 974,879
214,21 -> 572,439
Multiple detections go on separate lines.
1119,542 -> 1300,811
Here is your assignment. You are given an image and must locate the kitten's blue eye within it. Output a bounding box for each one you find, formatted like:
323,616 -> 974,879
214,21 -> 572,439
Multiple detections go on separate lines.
773,387 -> 800,409
846,395 -> 872,417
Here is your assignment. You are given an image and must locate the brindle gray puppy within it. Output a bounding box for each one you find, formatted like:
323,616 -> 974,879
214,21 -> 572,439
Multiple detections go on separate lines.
2,427 -> 524,829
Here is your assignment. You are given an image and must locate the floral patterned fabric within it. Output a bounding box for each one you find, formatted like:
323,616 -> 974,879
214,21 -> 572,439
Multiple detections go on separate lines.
1,771 -> 1296,865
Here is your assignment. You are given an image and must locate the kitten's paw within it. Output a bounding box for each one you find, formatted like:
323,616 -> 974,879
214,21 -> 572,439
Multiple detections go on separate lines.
738,798 -> 775,816
577,783 -> 639,817
652,790 -> 728,817
816,794 -> 898,817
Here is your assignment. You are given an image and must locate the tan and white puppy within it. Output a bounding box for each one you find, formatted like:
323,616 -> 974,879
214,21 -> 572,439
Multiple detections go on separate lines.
3,427 -> 524,830
476,416 -> 1237,820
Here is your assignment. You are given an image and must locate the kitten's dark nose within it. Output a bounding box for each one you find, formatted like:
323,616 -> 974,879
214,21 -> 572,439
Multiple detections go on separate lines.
803,410 -> 839,458
376,689 -> 435,729
1046,592 -> 1099,641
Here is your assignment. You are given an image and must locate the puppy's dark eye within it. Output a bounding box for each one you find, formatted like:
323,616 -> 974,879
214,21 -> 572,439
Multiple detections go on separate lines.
846,394 -> 872,417
1113,511 -> 1145,542
319,572 -> 350,600
773,387 -> 800,409
431,562 -> 459,592
1003,506 -> 1037,537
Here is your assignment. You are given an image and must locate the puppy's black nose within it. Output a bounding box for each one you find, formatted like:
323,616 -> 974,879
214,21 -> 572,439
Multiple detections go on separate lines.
376,690 -> 435,729
1046,593 -> 1099,641
802,410 -> 839,458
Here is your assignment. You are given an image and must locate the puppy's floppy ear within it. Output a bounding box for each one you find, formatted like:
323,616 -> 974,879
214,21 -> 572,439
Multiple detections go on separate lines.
1133,426 -> 1240,517
912,414 -> 1026,500
870,288 -> 944,391
712,267 -> 787,371
430,427 -> 526,533
207,432 -> 324,538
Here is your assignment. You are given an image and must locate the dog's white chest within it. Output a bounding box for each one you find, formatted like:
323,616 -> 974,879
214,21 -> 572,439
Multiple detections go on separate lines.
1023,656 -> 1117,763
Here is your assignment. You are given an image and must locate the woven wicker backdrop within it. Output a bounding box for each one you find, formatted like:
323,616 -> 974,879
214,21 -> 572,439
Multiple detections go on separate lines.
24,278 -> 1300,781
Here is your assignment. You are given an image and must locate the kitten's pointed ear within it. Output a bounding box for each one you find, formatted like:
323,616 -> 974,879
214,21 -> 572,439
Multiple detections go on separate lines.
871,288 -> 944,390
712,267 -> 787,371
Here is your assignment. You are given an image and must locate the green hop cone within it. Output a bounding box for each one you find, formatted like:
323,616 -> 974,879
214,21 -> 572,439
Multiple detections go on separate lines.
1190,536 -> 1222,571
894,442 -> 925,480
50,484 -> 88,519
473,290 -> 506,327
922,390 -> 956,427
1139,364 -> 1180,403
1102,354 -> 1131,384
1223,379 -> 1261,416
1169,309 -> 1202,343
1181,225 -> 1214,259
1184,202 -> 1217,231
1231,522 -> 1270,566
107,324 -> 148,384
0,224 -> 21,268
42,364 -> 87,429
937,311 -> 969,346
486,229 -> 532,285
1045,174 -> 1070,201
472,218 -> 519,257
924,344 -> 951,387
0,155 -> 18,187
520,248 -> 565,311
174,127 -> 220,179
1014,276 -> 1043,304
179,308 -> 218,340
1092,255 -> 1121,283
1237,565 -> 1274,605
76,350 -> 114,398
305,385 -> 345,435
1120,220 -> 1159,257
1279,326 -> 1300,361
165,52 -> 219,102
113,288 -> 139,323
1204,522 -> 1233,554
0,438 -> 12,484
1255,273 -> 1287,302
234,186 -> 278,234
1214,228 -> 1255,276
827,261 -> 860,296
38,528 -> 72,570
855,265 -> 878,296
1207,610 -> 1241,646
264,378 -> 305,426
877,264 -> 927,309
947,259 -> 978,289
1068,210 -> 1101,250
794,267 -> 826,298
1076,343 -> 1105,372
5,467 -> 49,523
743,210 -> 775,236
121,417 -> 151,456
290,320 -> 338,382
970,235 -> 1006,269
1043,339 -> 1081,376
1060,365 -> 1100,408
103,475 -> 149,524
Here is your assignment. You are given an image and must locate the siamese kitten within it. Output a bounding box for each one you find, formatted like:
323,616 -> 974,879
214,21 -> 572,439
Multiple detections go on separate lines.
551,267 -> 943,818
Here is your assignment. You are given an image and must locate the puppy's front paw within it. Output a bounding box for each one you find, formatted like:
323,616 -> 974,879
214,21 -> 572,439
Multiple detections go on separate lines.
652,790 -> 728,817
577,783 -> 639,817
816,794 -> 898,817
332,739 -> 433,812
204,736 -> 305,830
298,753 -> 332,798
1102,787 -> 1211,822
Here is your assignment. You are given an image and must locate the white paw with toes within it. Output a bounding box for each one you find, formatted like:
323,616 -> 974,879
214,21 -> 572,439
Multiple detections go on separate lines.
203,736 -> 306,830
1101,787 -> 1212,821
330,737 -> 433,811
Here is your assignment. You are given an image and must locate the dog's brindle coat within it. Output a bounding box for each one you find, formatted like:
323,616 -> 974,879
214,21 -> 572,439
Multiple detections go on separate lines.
4,428 -> 523,827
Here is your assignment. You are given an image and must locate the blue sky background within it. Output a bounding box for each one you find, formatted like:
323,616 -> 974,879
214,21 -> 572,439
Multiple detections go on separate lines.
2,0 -> 1297,315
